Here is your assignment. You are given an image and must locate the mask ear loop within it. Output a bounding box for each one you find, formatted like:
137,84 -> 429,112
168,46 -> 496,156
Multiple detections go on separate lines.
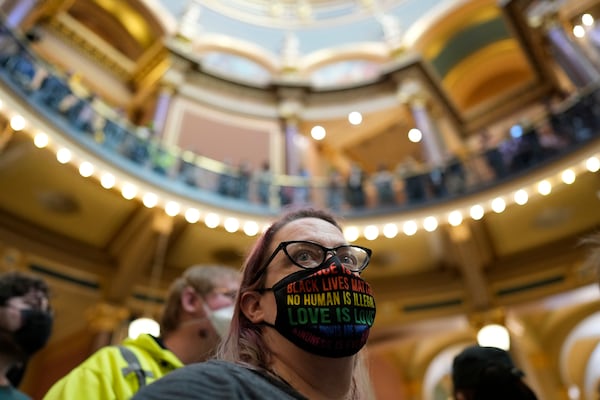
258,320 -> 277,330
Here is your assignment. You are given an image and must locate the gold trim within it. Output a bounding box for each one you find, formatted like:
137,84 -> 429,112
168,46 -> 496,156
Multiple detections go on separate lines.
91,0 -> 154,48
49,15 -> 133,79
131,40 -> 170,89
442,39 -> 525,89
31,0 -> 76,21
424,6 -> 502,61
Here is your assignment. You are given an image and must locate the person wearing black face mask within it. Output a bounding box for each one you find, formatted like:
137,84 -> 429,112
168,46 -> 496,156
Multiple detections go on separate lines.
0,271 -> 52,400
133,208 -> 377,400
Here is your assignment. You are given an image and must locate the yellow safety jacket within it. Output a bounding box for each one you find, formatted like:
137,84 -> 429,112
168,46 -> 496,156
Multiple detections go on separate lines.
43,334 -> 183,400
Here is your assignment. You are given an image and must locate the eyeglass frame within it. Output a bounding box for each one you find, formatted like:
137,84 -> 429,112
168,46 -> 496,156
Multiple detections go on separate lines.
257,240 -> 372,278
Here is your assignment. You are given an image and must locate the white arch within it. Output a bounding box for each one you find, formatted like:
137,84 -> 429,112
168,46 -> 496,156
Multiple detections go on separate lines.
402,0 -> 473,48
560,311 -> 600,397
584,345 -> 600,400
422,342 -> 471,400
136,0 -> 178,34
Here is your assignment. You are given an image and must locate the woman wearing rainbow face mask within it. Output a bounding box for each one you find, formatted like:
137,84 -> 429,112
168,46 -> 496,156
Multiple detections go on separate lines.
134,208 -> 376,400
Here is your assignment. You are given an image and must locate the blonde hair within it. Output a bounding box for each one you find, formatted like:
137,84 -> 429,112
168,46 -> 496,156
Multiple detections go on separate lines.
160,265 -> 239,336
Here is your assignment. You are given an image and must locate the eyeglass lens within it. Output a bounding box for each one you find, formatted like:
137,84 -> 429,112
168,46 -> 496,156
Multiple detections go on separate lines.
284,241 -> 369,271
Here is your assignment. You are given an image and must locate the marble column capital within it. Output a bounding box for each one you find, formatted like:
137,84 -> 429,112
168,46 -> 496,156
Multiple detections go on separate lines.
527,0 -> 561,30
397,80 -> 429,106
277,99 -> 304,121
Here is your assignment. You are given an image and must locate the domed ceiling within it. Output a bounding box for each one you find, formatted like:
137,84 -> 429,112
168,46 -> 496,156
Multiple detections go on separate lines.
52,0 -> 545,123
35,0 -> 557,177
146,0 -> 535,106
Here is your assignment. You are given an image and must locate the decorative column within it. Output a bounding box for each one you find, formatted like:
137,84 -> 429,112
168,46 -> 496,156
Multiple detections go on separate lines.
282,115 -> 300,176
144,55 -> 190,146
533,8 -> 600,88
4,0 -> 38,28
398,79 -> 447,167
151,84 -> 176,141
584,22 -> 600,57
446,222 -> 492,311
276,88 -> 306,173
546,24 -> 600,87
275,95 -> 304,207
277,32 -> 305,175
277,29 -> 314,205
16,0 -> 75,30
570,21 -> 600,70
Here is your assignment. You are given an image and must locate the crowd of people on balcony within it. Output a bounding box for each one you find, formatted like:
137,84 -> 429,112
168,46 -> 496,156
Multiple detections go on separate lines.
1,23 -> 599,215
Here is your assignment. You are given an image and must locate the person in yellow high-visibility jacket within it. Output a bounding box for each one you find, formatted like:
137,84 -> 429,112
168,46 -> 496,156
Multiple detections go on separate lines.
43,265 -> 240,400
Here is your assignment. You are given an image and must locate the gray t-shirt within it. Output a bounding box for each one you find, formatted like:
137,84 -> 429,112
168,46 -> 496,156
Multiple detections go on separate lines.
132,360 -> 307,400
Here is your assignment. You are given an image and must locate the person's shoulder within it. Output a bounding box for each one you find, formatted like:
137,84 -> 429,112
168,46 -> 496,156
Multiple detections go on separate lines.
164,359 -> 246,377
132,361 -> 304,400
132,360 -> 233,379
14,389 -> 30,400
0,385 -> 31,400
66,344 -> 129,372
131,361 -> 242,399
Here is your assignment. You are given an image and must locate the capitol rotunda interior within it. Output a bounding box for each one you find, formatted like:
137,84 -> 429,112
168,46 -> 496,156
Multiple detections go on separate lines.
1,0 -> 600,399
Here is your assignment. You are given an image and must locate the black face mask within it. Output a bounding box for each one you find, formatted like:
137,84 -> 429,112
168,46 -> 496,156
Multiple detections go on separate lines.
1,307 -> 53,356
15,308 -> 53,355
262,256 -> 376,358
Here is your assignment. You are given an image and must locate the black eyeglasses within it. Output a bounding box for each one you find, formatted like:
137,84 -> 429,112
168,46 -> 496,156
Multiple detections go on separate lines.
261,240 -> 372,273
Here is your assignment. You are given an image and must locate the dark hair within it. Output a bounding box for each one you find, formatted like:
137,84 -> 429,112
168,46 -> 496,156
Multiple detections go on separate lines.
453,346 -> 537,400
0,272 -> 49,306
455,364 -> 538,400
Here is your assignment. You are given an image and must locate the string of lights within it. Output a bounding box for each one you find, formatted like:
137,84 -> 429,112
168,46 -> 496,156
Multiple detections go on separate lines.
2,84 -> 599,243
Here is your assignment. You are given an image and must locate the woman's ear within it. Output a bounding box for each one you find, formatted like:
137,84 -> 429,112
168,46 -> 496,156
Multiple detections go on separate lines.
240,291 -> 265,323
180,286 -> 202,313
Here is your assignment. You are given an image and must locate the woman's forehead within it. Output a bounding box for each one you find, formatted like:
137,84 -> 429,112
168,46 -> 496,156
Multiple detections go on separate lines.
273,217 -> 343,243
